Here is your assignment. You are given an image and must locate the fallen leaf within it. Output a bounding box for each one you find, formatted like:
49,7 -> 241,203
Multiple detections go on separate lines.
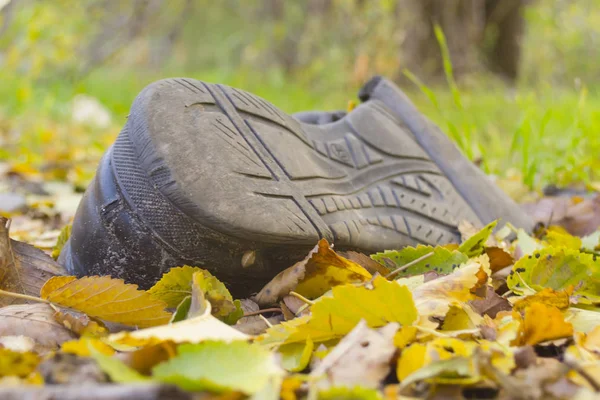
507,247 -> 600,303
51,223 -> 71,260
0,217 -> 65,307
485,247 -> 514,273
512,287 -> 571,312
0,303 -> 75,349
408,255 -> 491,327
60,337 -> 115,357
318,386 -> 382,400
581,230 -> 600,252
544,226 -> 582,250
371,245 -> 468,278
0,336 -> 36,352
152,341 -> 283,394
88,343 -> 149,383
458,220 -> 497,257
53,309 -> 108,337
170,296 -> 191,323
148,266 -> 242,323
279,337 -> 314,372
511,303 -> 574,346
256,239 -> 371,306
564,307 -> 600,333
311,321 -> 398,389
469,285 -> 512,318
336,251 -> 389,276
40,275 -> 171,328
393,326 -> 418,350
109,300 -> 248,346
0,348 -> 40,378
260,276 -> 417,346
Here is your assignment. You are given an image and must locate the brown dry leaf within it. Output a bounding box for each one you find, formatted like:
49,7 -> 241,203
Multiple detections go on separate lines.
53,309 -> 108,337
0,303 -> 75,350
40,276 -> 171,328
311,320 -> 399,389
336,251 -> 389,276
511,303 -> 574,346
512,288 -> 572,313
485,247 -> 514,273
469,286 -> 512,318
0,217 -> 65,307
255,239 -> 371,306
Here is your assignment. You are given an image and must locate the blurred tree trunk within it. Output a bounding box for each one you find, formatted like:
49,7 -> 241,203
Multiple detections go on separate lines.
485,0 -> 525,80
397,0 -> 524,82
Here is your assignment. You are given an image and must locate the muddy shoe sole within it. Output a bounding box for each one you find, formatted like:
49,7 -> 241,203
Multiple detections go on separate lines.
59,76 -> 533,295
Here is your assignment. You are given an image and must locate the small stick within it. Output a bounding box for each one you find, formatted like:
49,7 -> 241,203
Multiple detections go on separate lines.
0,289 -> 49,304
243,308 -> 282,317
289,291 -> 315,306
385,252 -> 434,279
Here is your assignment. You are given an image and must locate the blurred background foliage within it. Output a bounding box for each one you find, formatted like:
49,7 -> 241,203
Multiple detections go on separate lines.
1,0 -> 599,193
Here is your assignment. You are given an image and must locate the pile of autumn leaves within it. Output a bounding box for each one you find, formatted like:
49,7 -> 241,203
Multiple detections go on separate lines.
1,220 -> 600,399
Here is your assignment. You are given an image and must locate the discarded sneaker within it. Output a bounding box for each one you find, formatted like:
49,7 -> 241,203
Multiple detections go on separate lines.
59,76 -> 533,295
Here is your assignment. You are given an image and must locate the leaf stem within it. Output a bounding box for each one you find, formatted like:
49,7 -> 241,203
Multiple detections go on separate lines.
0,289 -> 49,304
385,252 -> 435,279
243,308 -> 282,317
258,314 -> 273,328
289,291 -> 315,306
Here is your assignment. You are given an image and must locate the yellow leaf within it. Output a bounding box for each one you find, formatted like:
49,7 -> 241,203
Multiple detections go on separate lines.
280,376 -> 303,400
39,276 -> 76,297
40,276 -> 171,328
256,239 -> 371,306
0,348 -> 40,378
545,226 -> 582,250
61,337 -> 115,357
511,303 -> 574,346
441,306 -> 478,331
397,343 -> 427,381
393,326 -> 418,350
109,300 -> 248,346
398,338 -> 513,387
512,287 -> 571,312
260,276 -> 417,346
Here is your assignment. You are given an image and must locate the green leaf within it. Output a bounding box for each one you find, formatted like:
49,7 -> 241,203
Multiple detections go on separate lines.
260,276 -> 417,346
152,341 -> 282,394
279,337 -> 314,372
507,247 -> 600,303
371,245 -> 468,278
88,343 -> 148,383
51,224 -> 71,260
458,220 -> 497,257
148,266 -> 242,324
318,386 -> 383,400
170,296 -> 191,323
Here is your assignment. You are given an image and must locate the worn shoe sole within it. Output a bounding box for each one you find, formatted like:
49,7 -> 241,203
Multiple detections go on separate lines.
60,77 -> 533,295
